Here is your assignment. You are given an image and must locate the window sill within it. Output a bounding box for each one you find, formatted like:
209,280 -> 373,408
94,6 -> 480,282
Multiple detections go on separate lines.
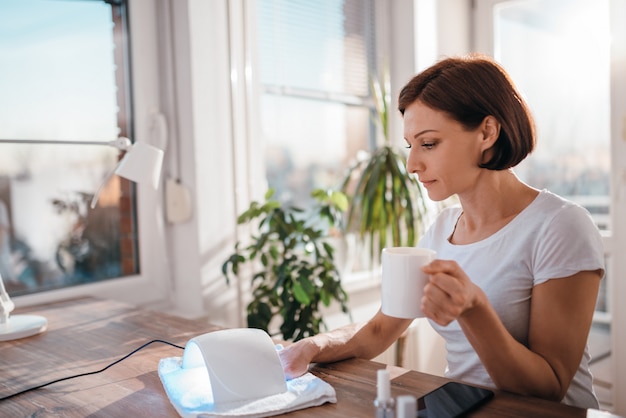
341,268 -> 381,294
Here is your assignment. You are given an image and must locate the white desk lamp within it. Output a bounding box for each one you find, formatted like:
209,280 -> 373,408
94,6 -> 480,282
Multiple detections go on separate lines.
0,137 -> 164,341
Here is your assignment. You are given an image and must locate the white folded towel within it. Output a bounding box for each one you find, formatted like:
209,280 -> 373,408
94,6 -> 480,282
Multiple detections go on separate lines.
158,356 -> 337,418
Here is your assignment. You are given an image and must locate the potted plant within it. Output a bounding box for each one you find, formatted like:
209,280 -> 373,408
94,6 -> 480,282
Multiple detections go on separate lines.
222,188 -> 350,341
340,72 -> 429,267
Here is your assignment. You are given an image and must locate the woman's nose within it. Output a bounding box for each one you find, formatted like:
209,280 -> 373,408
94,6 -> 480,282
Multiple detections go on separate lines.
406,149 -> 423,174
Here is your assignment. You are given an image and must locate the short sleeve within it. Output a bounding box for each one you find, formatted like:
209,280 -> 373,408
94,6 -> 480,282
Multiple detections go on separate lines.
533,203 -> 605,284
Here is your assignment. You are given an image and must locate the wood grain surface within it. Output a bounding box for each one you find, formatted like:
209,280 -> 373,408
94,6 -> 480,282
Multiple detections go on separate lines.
0,297 -> 587,417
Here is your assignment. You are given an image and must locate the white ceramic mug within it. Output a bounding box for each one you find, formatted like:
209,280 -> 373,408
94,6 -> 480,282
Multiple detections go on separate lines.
381,247 -> 436,319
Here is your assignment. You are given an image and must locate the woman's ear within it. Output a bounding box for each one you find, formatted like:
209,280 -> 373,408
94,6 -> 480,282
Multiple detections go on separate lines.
480,115 -> 501,152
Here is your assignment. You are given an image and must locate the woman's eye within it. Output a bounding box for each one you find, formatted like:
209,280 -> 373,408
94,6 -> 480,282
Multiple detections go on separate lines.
421,142 -> 436,149
404,143 -> 412,149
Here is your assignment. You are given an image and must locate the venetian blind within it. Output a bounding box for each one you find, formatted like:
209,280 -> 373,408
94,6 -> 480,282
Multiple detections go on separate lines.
257,0 -> 376,101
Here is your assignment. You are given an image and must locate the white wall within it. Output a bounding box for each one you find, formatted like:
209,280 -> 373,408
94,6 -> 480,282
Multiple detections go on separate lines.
436,0 -> 472,58
160,0 -> 243,327
610,0 -> 626,413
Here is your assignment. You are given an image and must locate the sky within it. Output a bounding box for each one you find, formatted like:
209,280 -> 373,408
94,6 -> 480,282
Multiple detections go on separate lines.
0,0 -> 118,144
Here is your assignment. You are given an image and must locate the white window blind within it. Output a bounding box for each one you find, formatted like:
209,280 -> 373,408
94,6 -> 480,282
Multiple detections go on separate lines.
256,0 -> 377,207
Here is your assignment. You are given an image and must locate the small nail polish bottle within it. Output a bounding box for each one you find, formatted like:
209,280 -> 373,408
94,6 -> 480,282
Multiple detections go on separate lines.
396,395 -> 417,418
374,369 -> 395,418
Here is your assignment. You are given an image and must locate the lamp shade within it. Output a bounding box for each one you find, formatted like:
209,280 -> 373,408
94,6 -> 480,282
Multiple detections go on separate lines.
115,142 -> 164,189
90,141 -> 165,209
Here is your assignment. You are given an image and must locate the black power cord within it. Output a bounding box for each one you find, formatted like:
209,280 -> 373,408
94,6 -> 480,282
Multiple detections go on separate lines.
0,339 -> 184,402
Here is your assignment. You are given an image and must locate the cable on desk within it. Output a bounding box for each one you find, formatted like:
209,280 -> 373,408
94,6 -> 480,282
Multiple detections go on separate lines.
0,339 -> 185,402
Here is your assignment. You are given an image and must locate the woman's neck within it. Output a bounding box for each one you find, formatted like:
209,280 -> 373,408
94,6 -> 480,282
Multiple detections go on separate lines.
450,171 -> 539,244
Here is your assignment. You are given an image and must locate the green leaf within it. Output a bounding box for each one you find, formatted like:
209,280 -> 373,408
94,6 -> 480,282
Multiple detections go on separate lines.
320,288 -> 331,306
264,188 -> 275,200
247,301 -> 273,332
292,281 -> 311,305
299,275 -> 316,297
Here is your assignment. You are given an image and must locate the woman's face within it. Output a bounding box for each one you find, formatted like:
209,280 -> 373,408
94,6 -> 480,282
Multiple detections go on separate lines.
403,100 -> 487,202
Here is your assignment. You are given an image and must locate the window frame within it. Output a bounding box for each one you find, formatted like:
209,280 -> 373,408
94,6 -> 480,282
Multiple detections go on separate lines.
12,0 -> 170,309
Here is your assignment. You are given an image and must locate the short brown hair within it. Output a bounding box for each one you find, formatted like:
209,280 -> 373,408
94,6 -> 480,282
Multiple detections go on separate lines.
398,54 -> 535,170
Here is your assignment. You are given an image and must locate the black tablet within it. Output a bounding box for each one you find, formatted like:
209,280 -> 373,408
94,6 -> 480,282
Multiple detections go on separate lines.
416,381 -> 494,418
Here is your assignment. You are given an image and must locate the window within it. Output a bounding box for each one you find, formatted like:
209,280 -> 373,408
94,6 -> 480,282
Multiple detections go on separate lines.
473,0 -> 621,409
256,0 -> 378,209
492,0 -> 611,231
0,0 -> 138,296
489,0 -> 612,318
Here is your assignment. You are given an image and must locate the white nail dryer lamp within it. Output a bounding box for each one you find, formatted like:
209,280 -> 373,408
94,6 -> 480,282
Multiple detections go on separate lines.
179,328 -> 287,405
158,328 -> 338,417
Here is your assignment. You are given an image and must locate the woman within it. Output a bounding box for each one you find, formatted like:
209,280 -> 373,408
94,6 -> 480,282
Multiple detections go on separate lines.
278,55 -> 605,409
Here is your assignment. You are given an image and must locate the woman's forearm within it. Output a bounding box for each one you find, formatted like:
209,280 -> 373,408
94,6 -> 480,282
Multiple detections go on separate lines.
459,302 -> 563,400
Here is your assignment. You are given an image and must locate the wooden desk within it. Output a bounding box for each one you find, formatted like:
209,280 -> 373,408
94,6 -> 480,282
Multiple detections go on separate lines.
0,297 -> 587,417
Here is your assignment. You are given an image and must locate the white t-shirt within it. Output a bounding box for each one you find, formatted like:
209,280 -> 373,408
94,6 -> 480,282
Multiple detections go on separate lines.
418,189 -> 605,409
